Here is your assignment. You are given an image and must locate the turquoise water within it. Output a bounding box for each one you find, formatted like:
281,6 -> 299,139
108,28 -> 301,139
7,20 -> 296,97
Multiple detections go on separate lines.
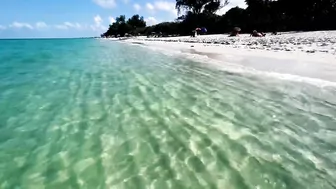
0,39 -> 336,189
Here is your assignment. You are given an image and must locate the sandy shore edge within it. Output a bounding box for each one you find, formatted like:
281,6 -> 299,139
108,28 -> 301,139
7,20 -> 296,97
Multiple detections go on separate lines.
121,38 -> 336,85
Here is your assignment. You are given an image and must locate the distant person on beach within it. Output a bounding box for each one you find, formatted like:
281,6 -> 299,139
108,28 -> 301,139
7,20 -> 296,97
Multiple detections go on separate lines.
195,28 -> 201,35
229,27 -> 241,37
229,32 -> 238,37
251,30 -> 266,37
191,30 -> 195,37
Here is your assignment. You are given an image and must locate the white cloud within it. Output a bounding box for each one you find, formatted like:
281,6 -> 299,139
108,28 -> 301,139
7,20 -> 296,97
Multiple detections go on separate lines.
0,25 -> 6,30
133,3 -> 141,11
146,3 -> 155,11
54,22 -> 82,30
9,22 -> 34,29
216,0 -> 247,15
94,15 -> 103,25
154,1 -> 177,15
65,22 -> 82,29
123,0 -> 129,4
35,22 -> 48,29
145,17 -> 158,26
93,0 -> 116,8
91,15 -> 107,32
4,21 -> 88,31
145,1 -> 177,16
108,16 -> 116,24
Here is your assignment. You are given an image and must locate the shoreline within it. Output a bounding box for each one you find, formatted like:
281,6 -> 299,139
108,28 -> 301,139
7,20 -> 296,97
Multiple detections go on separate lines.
117,31 -> 336,55
119,33 -> 336,85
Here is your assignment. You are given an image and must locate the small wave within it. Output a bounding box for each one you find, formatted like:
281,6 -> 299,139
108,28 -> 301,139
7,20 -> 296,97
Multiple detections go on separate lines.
126,41 -> 336,88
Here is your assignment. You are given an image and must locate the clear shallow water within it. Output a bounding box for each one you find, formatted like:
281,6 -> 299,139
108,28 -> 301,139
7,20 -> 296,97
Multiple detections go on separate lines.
0,39 -> 336,189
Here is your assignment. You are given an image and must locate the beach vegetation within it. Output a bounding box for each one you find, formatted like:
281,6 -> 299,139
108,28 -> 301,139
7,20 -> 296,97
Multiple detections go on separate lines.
103,14 -> 146,37
102,0 -> 336,37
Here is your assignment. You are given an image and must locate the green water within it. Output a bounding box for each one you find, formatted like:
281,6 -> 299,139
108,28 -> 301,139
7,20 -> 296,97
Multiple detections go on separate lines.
0,39 -> 335,189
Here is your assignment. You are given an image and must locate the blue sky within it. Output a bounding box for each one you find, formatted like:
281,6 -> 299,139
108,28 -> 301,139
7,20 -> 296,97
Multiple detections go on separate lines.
0,0 -> 246,38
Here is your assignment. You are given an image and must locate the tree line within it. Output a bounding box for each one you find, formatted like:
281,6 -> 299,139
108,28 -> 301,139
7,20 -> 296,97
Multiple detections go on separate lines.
102,0 -> 336,37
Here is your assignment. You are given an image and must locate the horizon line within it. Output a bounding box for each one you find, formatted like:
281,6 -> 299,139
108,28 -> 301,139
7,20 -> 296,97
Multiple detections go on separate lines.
0,36 -> 98,40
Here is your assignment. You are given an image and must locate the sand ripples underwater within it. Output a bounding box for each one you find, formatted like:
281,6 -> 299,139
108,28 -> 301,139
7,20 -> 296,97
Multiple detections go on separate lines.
0,39 -> 336,189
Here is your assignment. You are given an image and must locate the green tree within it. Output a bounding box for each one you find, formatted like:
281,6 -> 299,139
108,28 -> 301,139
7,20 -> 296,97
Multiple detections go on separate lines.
175,0 -> 228,15
127,15 -> 146,28
221,7 -> 247,31
116,15 -> 126,24
103,15 -> 130,37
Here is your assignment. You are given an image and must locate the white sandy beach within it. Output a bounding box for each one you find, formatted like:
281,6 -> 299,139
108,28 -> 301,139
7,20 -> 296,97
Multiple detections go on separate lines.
118,31 -> 336,86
